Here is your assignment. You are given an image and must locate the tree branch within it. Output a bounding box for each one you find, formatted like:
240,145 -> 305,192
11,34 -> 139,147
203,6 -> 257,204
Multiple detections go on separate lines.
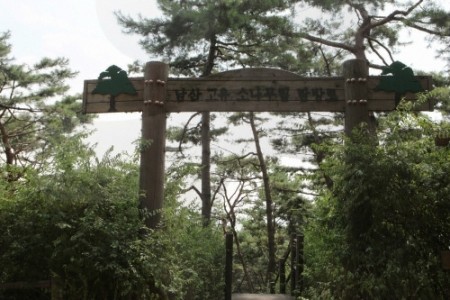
301,33 -> 356,55
210,177 -> 225,212
0,103 -> 41,113
393,17 -> 450,36
177,112 -> 201,157
368,0 -> 424,30
181,185 -> 204,202
367,36 -> 393,66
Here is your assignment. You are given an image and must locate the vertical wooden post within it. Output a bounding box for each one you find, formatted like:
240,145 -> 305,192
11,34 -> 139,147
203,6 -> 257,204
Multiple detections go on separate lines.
279,259 -> 286,294
139,61 -> 168,229
225,232 -> 233,300
343,59 -> 370,136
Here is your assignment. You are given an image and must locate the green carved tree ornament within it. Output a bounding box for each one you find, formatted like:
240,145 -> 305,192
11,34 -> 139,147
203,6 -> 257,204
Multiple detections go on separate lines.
92,65 -> 137,112
375,61 -> 424,107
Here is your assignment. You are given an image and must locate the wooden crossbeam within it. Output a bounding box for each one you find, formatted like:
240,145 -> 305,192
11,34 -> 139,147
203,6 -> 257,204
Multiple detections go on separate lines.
83,68 -> 433,114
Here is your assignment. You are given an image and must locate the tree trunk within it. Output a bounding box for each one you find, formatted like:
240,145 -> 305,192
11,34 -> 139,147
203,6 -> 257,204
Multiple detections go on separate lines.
201,111 -> 211,226
249,112 -> 276,289
0,119 -> 17,182
199,35 -> 216,226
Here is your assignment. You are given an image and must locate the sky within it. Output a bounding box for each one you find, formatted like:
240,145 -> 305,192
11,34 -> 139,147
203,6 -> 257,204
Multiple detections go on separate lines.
1,0 -> 449,156
1,0 -> 160,155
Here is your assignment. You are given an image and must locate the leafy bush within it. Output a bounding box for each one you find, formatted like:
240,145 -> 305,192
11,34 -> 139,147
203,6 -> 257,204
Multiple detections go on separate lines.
0,140 -> 226,299
1,148 -> 166,299
304,112 -> 450,299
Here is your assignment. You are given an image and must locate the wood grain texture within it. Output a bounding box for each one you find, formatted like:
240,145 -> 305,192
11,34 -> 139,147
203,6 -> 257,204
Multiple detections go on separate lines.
343,59 -> 370,135
139,62 -> 168,229
83,68 -> 433,113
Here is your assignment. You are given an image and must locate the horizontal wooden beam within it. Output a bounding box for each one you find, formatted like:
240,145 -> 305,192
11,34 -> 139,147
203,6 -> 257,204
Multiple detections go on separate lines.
83,68 -> 433,113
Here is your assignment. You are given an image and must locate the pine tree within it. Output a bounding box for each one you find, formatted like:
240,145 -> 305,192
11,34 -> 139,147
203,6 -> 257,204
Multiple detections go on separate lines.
298,0 -> 450,67
117,0 -> 304,227
0,32 -> 91,182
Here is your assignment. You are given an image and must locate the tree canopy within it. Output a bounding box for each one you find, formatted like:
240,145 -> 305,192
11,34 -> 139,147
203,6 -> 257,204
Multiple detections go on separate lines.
0,32 -> 91,182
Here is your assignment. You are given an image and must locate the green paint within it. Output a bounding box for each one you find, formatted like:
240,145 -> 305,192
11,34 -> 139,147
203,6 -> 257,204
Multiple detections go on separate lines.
92,65 -> 137,112
375,61 -> 424,107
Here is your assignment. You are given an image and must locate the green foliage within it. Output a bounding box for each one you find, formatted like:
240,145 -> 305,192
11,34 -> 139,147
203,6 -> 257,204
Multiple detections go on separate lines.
0,137 -> 226,299
164,206 -> 226,299
0,31 -> 93,181
166,113 -> 228,146
429,86 -> 450,117
305,111 -> 450,299
162,163 -> 227,299
410,3 -> 450,64
117,0 -> 308,75
270,164 -> 311,235
0,141 -> 157,299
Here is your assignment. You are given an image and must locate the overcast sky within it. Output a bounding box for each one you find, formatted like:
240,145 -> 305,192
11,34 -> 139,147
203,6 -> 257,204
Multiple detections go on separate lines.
1,0 -> 162,155
1,0 -> 449,156
1,0 -> 159,81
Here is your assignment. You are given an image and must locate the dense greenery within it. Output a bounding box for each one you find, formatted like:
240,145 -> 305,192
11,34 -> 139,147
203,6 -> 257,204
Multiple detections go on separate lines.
0,139 -> 225,299
1,0 -> 450,299
305,108 -> 450,299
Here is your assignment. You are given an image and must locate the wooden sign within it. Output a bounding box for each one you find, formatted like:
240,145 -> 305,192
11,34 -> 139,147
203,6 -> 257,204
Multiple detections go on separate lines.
83,68 -> 433,114
82,61 -> 434,229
